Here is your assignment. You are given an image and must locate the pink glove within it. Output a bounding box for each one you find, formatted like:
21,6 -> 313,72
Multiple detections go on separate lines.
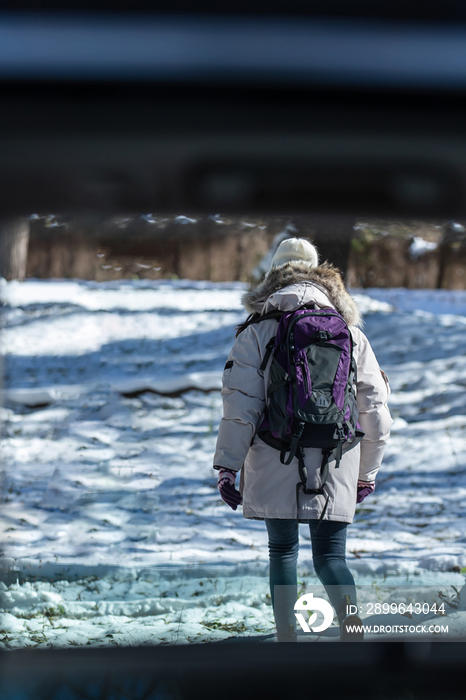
215,467 -> 242,510
357,480 -> 375,503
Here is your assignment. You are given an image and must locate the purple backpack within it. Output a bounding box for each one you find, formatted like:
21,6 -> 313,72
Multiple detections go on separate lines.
256,307 -> 364,525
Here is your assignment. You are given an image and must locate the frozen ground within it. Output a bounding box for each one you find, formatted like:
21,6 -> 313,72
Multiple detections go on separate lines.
1,279 -> 466,647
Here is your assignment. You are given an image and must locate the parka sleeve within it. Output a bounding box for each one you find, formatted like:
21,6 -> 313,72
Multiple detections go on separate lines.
213,324 -> 266,472
353,328 -> 393,483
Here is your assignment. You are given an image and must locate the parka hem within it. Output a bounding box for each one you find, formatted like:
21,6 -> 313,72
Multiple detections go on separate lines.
242,510 -> 353,524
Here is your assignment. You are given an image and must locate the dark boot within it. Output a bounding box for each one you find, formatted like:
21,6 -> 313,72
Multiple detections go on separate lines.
337,597 -> 364,642
340,614 -> 364,642
276,623 -> 298,642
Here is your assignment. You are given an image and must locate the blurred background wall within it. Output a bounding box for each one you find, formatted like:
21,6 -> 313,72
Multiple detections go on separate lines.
2,214 -> 466,288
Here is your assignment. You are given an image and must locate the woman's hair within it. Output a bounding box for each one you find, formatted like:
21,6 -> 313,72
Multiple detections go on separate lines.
235,313 -> 260,337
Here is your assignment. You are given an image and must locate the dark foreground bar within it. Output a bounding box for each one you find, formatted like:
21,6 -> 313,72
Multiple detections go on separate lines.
0,642 -> 465,700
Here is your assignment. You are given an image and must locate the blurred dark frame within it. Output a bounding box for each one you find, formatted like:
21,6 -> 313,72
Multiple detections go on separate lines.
2,11 -> 466,217
1,639 -> 466,699
2,0 -> 466,21
3,79 -> 466,218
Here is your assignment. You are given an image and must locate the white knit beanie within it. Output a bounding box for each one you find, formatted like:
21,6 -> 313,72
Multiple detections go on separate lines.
270,237 -> 319,271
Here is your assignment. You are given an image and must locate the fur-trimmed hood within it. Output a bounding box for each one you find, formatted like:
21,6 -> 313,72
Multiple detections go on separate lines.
242,261 -> 362,328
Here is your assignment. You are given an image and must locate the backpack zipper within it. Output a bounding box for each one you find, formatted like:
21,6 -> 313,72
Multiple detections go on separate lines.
286,309 -> 344,377
300,359 -> 309,394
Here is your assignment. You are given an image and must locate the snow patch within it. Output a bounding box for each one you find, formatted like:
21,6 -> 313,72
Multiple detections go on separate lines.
409,237 -> 438,260
2,279 -> 466,646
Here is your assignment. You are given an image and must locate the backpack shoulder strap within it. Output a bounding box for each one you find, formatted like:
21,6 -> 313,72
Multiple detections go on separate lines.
260,337 -> 277,372
249,309 -> 285,325
235,309 -> 284,337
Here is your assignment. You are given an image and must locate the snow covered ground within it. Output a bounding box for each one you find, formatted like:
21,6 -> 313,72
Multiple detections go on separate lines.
1,279 -> 466,647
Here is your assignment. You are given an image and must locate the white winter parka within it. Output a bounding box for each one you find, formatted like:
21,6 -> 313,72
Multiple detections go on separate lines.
213,262 -> 393,523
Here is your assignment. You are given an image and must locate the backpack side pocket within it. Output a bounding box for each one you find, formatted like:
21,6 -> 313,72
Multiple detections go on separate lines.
266,357 -> 291,438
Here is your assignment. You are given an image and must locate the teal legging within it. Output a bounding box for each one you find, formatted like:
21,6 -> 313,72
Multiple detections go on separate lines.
265,518 -> 357,634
